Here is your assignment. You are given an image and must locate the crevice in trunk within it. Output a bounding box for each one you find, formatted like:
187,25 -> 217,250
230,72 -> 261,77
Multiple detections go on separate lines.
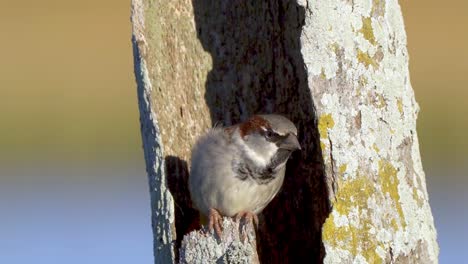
160,1 -> 334,262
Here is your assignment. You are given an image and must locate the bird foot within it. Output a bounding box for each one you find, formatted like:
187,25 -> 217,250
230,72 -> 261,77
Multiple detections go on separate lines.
234,211 -> 258,242
235,211 -> 258,227
208,208 -> 223,238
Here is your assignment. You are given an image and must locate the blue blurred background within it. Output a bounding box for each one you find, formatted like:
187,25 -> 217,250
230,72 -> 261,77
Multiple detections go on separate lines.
0,0 -> 465,263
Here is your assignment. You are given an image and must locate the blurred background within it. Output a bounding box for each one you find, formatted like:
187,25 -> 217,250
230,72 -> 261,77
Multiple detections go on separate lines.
0,0 -> 465,263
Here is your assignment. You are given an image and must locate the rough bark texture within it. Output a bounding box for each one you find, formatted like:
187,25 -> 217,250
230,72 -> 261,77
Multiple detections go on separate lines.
131,0 -> 212,262
131,0 -> 438,263
301,0 -> 439,263
179,219 -> 259,264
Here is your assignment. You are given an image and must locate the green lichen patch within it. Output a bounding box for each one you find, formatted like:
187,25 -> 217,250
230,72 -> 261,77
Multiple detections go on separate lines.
359,17 -> 377,45
379,160 -> 406,228
318,113 -> 335,139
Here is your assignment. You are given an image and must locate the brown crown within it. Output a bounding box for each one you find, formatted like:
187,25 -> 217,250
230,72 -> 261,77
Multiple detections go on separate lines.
239,115 -> 271,138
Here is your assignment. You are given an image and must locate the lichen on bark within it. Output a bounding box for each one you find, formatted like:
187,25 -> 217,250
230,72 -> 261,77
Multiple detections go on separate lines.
300,0 -> 438,262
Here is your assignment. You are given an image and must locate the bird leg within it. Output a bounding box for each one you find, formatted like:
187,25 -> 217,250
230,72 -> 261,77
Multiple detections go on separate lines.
208,208 -> 223,238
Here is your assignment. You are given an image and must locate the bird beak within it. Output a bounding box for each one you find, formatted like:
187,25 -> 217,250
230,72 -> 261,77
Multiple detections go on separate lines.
279,134 -> 301,151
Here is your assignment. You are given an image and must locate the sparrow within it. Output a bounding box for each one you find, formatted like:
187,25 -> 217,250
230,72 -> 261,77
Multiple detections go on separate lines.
189,114 -> 300,237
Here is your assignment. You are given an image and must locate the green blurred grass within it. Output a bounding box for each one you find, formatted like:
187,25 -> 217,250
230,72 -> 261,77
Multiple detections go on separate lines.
0,0 -> 465,163
0,1 -> 141,162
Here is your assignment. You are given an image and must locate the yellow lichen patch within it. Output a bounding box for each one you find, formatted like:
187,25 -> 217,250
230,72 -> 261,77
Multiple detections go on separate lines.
323,214 -> 348,249
357,49 -> 377,69
397,98 -> 403,114
339,164 -> 348,175
376,94 -> 387,108
320,141 -> 326,151
323,217 -> 383,264
334,177 -> 373,216
359,76 -> 368,87
318,113 -> 335,139
379,160 -> 406,228
322,214 -> 335,242
391,218 -> 399,231
356,87 -> 362,97
413,187 -> 424,207
322,168 -> 410,262
320,68 -> 327,79
330,43 -> 340,54
373,143 -> 380,153
359,17 -> 376,45
323,177 -> 383,264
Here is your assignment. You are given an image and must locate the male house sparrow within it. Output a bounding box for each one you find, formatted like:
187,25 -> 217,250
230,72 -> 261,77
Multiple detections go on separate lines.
189,114 -> 300,236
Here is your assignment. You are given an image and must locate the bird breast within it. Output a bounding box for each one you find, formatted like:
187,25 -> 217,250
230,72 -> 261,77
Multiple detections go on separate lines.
189,128 -> 286,217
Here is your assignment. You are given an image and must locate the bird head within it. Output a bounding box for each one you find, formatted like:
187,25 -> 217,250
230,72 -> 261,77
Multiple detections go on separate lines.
235,114 -> 301,168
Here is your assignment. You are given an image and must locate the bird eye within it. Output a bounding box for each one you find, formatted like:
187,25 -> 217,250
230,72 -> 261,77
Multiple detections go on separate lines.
264,130 -> 279,141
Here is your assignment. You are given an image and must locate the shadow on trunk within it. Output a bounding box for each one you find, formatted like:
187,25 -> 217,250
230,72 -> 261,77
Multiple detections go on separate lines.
189,1 -> 331,262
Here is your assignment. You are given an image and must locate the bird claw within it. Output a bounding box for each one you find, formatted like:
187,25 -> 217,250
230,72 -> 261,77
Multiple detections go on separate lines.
207,209 -> 258,242
208,208 -> 223,238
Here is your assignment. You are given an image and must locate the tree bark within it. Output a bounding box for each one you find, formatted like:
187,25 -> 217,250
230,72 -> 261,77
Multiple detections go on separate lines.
131,0 -> 438,263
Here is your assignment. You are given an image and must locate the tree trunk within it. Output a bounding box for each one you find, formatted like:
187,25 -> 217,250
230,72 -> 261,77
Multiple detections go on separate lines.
131,0 -> 439,263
